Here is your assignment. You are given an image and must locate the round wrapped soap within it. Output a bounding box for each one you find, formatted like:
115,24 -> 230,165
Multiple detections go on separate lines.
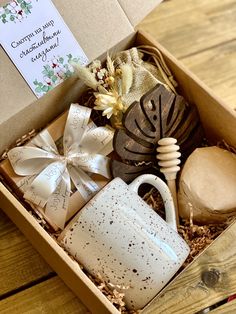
178,146 -> 236,224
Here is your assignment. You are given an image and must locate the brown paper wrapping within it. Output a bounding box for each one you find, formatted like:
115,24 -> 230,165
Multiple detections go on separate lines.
178,146 -> 236,224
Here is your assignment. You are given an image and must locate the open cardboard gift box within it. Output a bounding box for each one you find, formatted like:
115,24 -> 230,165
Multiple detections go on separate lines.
1,0 -> 236,313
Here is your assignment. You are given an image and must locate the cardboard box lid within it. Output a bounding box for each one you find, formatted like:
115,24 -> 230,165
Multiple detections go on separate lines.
0,0 -> 162,153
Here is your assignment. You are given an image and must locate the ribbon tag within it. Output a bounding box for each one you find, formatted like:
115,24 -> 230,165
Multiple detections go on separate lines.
8,104 -> 114,229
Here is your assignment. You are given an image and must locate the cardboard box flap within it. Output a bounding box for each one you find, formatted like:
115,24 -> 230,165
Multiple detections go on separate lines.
118,0 -> 162,27
0,0 -> 162,154
0,0 -> 134,127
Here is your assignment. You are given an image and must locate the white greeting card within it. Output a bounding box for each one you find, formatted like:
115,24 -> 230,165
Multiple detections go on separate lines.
0,0 -> 88,97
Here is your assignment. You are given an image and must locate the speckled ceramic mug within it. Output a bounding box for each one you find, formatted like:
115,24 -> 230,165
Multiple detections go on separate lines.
59,174 -> 190,310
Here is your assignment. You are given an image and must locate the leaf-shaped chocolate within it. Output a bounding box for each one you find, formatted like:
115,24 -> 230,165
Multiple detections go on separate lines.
111,84 -> 203,182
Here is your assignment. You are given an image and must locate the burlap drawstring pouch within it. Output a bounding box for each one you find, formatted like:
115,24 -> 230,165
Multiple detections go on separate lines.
74,45 -> 177,127
113,46 -> 177,109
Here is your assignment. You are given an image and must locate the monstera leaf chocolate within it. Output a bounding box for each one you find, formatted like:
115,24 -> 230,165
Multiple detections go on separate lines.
111,84 -> 203,182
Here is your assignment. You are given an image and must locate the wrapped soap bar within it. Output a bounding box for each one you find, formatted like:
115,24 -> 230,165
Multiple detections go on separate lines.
0,104 -> 113,230
178,146 -> 236,224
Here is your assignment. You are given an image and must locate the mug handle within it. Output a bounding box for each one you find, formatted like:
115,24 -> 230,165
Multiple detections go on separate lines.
129,174 -> 177,231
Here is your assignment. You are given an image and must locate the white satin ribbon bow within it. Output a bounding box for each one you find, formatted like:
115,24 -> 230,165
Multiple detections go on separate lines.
8,104 -> 114,229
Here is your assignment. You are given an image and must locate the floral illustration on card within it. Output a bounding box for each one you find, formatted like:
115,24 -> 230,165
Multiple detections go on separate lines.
0,0 -> 34,23
33,54 -> 85,97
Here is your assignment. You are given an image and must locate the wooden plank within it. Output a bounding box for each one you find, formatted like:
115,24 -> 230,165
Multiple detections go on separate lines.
0,276 -> 89,314
142,222 -> 236,314
211,299 -> 236,314
139,0 -> 236,111
0,210 -> 52,296
139,0 -> 236,58
182,40 -> 236,110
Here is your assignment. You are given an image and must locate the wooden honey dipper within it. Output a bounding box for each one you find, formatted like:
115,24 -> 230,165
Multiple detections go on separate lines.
156,138 -> 181,226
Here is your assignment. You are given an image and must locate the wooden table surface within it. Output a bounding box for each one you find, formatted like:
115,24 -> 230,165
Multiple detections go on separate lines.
1,0 -> 236,313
